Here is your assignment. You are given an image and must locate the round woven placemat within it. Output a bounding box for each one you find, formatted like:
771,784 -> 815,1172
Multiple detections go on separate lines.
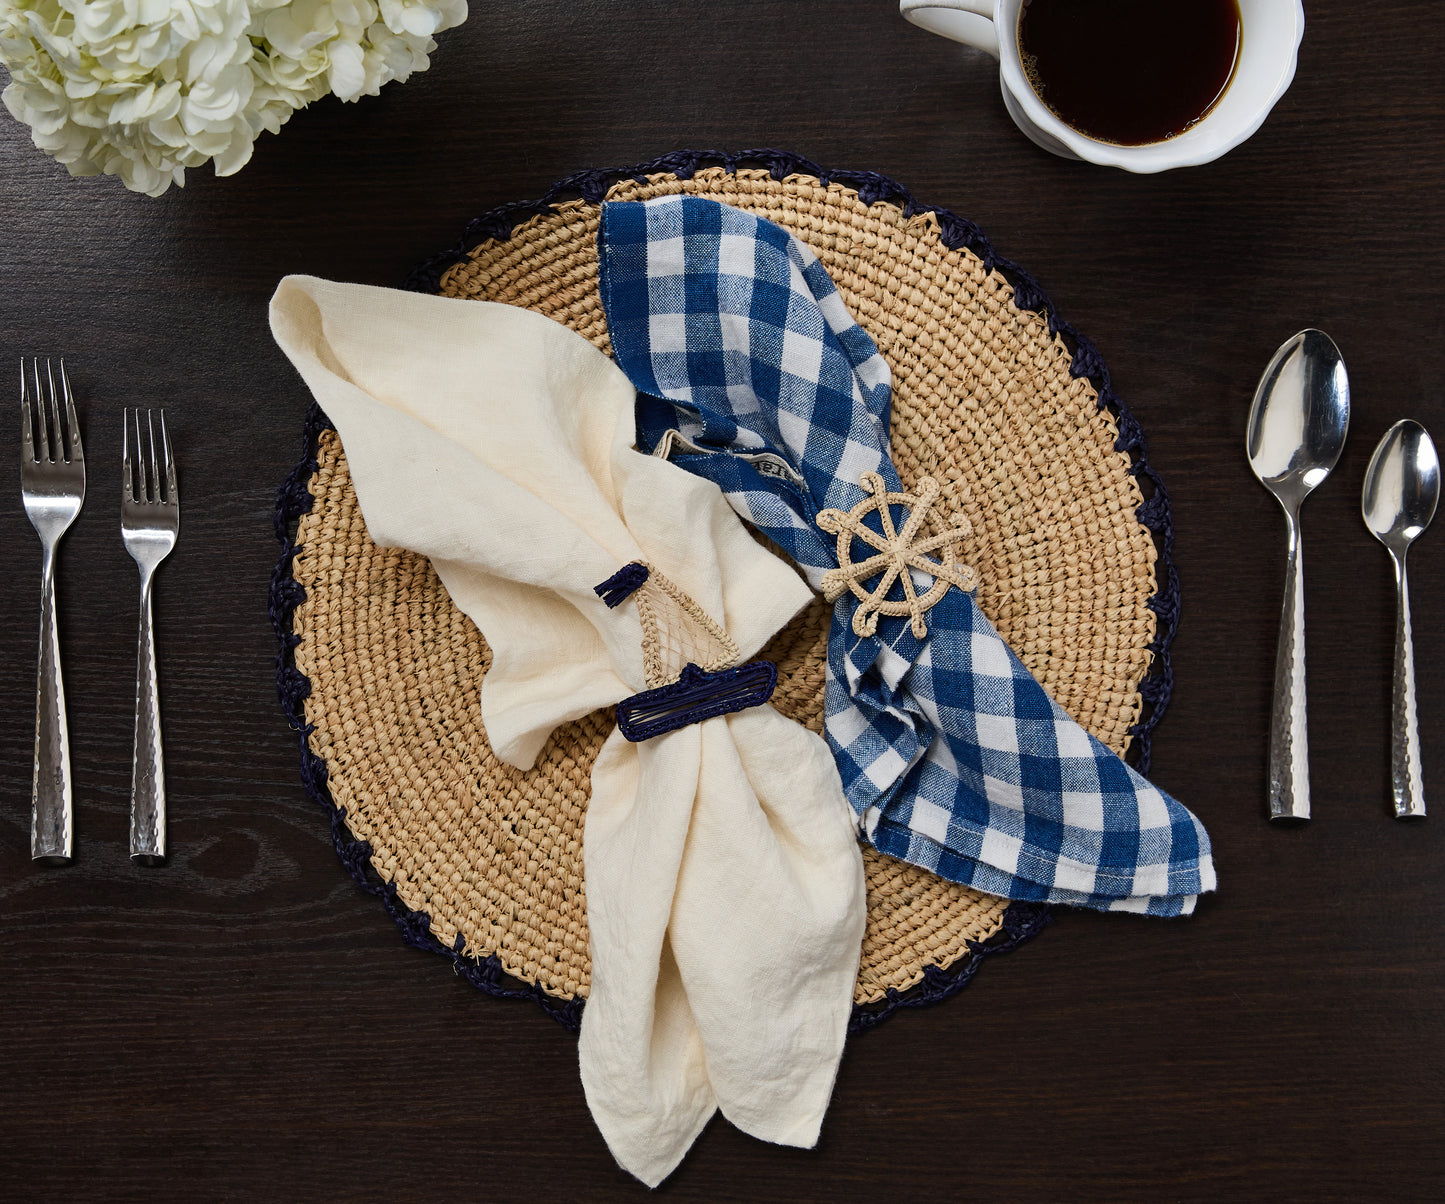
273,150 -> 1178,1032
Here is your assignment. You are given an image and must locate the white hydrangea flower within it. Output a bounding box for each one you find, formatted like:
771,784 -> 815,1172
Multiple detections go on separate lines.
380,0 -> 464,40
0,0 -> 468,195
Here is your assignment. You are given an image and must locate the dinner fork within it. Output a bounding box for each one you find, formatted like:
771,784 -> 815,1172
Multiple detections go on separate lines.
122,409 -> 178,864
20,359 -> 84,863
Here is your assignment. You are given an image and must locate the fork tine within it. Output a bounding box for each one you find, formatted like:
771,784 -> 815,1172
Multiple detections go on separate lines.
59,360 -> 81,463
136,408 -> 148,500
138,409 -> 148,498
145,409 -> 159,502
20,359 -> 35,463
122,406 -> 134,500
159,410 -> 176,504
44,359 -> 65,465
32,359 -> 49,461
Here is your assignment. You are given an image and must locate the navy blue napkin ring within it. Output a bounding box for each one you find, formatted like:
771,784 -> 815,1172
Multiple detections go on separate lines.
615,661 -> 778,742
594,563 -> 779,741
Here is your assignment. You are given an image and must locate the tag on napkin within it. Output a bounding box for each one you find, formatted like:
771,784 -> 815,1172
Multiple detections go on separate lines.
598,195 -> 1215,916
270,276 -> 866,1187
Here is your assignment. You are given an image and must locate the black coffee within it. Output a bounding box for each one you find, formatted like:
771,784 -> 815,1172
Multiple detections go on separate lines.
1017,0 -> 1241,146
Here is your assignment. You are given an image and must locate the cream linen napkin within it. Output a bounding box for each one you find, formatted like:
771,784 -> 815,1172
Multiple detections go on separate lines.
270,276 -> 867,1186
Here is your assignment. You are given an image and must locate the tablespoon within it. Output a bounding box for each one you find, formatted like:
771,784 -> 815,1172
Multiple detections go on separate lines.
1247,330 -> 1350,822
1362,420 -> 1439,820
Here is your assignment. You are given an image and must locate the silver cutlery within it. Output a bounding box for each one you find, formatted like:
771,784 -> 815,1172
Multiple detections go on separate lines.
122,409 -> 178,864
1247,330 -> 1350,823
20,359 -> 84,863
1362,420 -> 1439,820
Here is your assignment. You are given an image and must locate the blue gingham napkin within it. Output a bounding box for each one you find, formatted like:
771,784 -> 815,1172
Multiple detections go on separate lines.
598,195 -> 1215,915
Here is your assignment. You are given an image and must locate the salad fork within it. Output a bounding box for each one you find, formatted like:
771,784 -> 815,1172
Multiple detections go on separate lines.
20,359 -> 84,863
122,409 -> 178,864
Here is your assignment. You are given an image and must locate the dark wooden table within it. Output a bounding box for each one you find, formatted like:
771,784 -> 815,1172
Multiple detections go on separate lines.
2,2 -> 1442,1199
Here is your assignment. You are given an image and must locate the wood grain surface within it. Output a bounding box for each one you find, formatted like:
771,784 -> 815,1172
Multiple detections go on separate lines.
2,2 -> 1442,1200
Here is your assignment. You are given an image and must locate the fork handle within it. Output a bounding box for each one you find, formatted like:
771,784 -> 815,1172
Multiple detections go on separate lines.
32,546 -> 73,863
130,572 -> 166,863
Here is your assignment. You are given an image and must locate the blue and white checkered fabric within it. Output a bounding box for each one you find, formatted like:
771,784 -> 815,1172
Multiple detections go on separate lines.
598,195 -> 1214,915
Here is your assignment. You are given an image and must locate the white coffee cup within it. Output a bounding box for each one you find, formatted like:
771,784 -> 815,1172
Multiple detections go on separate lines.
900,0 -> 1305,172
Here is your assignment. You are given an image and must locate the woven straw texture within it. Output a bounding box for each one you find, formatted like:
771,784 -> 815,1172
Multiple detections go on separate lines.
288,166 -> 1159,1010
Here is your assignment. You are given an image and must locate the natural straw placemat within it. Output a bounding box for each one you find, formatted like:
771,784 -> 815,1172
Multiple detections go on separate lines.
272,150 -> 1179,1032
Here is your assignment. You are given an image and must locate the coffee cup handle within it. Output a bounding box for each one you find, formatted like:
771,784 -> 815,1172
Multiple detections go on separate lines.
899,0 -> 1001,60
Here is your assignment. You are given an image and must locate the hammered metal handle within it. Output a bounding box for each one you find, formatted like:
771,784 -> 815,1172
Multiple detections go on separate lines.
130,574 -> 166,862
1269,511 -> 1310,822
31,546 -> 73,863
1390,552 -> 1425,819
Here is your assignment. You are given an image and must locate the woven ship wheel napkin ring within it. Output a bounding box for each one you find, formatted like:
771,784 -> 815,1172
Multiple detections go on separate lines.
817,472 -> 978,639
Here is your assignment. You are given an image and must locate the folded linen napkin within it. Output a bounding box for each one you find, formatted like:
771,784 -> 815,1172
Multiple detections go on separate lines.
271,275 -> 867,1187
598,195 -> 1215,916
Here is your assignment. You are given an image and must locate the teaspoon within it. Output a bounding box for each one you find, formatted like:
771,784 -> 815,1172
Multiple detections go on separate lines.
1362,420 -> 1439,819
1246,330 -> 1350,822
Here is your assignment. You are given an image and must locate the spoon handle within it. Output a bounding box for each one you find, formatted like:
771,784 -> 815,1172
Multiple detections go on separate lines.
1269,511 -> 1310,821
1391,552 -> 1425,819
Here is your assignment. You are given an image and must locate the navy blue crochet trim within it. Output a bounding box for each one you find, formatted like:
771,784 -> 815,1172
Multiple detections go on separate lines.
270,400 -> 585,1032
404,148 -> 1178,773
848,901 -> 1050,1035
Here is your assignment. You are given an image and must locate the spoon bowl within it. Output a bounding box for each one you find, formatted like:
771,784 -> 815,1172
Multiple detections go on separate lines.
1363,420 -> 1440,557
1247,329 -> 1351,514
1247,329 -> 1351,823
